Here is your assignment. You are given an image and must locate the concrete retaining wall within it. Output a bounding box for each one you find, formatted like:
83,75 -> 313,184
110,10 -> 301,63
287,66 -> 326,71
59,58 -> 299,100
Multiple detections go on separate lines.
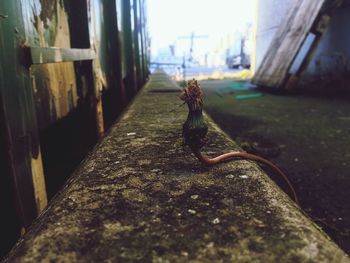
4,72 -> 349,262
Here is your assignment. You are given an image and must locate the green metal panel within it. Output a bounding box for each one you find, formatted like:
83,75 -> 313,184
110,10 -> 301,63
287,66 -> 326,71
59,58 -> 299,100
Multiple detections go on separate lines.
138,0 -> 148,83
0,0 -> 40,228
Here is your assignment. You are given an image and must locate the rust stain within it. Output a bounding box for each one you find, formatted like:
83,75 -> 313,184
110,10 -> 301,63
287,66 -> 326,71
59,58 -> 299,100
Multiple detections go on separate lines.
31,147 -> 48,214
95,96 -> 105,138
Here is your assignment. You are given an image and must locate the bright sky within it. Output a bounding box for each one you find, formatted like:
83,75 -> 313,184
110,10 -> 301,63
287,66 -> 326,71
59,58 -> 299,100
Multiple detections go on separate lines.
147,0 -> 256,56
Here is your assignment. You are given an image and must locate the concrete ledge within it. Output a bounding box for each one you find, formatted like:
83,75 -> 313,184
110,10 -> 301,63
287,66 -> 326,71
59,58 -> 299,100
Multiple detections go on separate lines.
5,71 -> 349,262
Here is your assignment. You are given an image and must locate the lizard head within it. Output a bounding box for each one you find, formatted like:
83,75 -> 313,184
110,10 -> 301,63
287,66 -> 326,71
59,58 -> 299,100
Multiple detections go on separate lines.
180,79 -> 208,152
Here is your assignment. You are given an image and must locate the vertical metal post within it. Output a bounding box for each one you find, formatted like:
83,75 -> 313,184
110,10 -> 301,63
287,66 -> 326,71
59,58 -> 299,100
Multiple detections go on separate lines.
133,0 -> 142,88
122,0 -> 137,98
99,0 -> 125,127
138,0 -> 148,82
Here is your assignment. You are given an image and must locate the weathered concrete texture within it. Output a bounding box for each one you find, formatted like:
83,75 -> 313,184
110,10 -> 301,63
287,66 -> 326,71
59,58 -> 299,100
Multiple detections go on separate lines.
4,72 -> 350,262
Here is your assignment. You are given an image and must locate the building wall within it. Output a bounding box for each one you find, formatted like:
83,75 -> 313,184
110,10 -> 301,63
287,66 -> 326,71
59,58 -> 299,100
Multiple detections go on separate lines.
255,0 -> 294,69
304,5 -> 350,78
255,0 -> 350,86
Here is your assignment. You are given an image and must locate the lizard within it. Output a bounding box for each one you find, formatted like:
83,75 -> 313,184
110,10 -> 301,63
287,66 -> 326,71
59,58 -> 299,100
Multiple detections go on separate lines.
180,79 -> 299,205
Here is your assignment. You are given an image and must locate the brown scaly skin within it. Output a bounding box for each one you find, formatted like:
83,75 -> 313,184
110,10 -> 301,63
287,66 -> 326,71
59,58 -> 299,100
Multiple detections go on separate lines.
181,79 -> 299,205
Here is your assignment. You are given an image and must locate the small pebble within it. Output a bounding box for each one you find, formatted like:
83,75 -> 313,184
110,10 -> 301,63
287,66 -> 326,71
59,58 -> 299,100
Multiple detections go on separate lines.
266,210 -> 271,214
188,209 -> 196,214
226,174 -> 235,179
212,218 -> 220,224
191,195 -> 199,200
127,132 -> 136,136
207,242 -> 214,248
240,175 -> 248,179
181,251 -> 188,257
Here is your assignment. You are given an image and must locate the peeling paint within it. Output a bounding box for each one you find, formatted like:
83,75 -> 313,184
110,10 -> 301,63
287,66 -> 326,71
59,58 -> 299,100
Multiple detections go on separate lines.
95,96 -> 104,137
30,62 -> 77,127
28,1 -> 78,127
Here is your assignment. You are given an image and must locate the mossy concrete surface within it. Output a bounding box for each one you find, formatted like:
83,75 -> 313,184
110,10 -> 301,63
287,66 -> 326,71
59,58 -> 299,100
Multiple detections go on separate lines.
4,71 -> 349,262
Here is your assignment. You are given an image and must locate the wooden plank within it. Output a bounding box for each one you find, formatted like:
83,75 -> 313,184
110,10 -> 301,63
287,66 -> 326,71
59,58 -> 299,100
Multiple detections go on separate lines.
252,0 -> 327,88
29,47 -> 95,64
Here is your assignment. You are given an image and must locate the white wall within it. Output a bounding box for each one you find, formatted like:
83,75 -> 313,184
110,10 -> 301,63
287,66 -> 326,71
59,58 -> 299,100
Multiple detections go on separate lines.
255,0 -> 294,69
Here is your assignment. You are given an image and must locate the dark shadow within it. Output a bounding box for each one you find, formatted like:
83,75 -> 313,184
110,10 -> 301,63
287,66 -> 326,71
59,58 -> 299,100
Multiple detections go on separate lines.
40,104 -> 97,200
0,103 -> 21,259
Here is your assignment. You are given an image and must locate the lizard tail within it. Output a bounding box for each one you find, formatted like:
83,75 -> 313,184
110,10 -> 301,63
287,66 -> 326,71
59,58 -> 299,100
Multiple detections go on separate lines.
194,151 -> 299,206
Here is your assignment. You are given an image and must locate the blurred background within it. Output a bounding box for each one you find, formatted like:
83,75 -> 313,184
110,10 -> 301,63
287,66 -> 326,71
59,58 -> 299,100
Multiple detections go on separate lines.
148,0 -> 255,80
